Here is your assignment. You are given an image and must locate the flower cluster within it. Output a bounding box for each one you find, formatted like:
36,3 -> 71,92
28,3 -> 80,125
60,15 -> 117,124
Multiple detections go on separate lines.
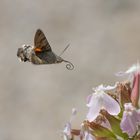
62,63 -> 140,140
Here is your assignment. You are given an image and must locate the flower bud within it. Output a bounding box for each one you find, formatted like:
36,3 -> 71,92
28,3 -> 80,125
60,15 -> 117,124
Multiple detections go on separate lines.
131,72 -> 140,107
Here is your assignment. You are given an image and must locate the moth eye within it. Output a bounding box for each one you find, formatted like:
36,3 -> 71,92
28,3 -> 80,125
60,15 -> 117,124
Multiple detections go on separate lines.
17,48 -> 23,57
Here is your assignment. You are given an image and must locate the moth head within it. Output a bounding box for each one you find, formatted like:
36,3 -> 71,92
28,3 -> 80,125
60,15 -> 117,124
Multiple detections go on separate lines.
17,44 -> 31,62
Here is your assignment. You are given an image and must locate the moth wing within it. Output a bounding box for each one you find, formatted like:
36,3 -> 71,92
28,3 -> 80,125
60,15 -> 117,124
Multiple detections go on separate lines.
34,29 -> 52,53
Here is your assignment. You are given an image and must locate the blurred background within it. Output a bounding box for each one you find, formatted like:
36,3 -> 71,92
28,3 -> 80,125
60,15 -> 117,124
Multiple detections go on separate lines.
1,0 -> 140,139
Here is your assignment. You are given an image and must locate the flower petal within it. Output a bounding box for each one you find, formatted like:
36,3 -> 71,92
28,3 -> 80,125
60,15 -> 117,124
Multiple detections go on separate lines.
87,92 -> 103,107
116,63 -> 140,76
120,111 -> 137,137
93,84 -> 117,92
87,98 -> 102,122
102,93 -> 120,115
87,94 -> 93,106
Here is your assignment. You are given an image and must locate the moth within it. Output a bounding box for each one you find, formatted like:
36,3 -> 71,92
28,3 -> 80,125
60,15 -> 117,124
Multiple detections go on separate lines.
17,29 -> 74,70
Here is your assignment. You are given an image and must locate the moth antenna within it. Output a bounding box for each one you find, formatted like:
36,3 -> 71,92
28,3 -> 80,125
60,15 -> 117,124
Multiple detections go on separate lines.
59,44 -> 70,57
63,59 -> 74,70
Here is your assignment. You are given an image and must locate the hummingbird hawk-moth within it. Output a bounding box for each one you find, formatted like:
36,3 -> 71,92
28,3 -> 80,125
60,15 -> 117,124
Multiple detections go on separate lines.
17,29 -> 74,70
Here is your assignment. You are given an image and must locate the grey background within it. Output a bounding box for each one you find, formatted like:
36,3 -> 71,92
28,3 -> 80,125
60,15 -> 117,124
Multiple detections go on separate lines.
0,0 -> 140,140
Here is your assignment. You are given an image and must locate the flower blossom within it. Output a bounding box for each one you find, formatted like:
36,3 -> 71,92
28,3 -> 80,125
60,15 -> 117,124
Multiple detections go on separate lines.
120,103 -> 140,138
63,108 -> 77,140
86,84 -> 120,122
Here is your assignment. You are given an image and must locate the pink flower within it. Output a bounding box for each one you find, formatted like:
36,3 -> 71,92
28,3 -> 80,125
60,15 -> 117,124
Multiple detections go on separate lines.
86,85 -> 120,122
120,103 -> 140,138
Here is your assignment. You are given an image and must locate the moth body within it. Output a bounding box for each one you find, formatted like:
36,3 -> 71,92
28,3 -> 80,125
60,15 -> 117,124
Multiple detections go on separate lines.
17,29 -> 74,70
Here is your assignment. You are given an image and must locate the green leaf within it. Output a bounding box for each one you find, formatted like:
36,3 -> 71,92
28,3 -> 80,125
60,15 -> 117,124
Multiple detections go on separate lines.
101,110 -> 128,139
89,122 -> 117,140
